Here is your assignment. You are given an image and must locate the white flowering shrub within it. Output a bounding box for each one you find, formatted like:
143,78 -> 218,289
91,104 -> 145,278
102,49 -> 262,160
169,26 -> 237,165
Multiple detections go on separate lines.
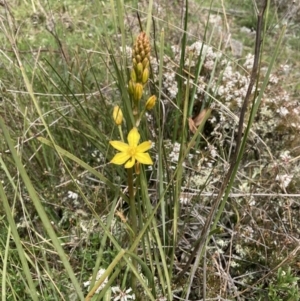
146,19 -> 300,296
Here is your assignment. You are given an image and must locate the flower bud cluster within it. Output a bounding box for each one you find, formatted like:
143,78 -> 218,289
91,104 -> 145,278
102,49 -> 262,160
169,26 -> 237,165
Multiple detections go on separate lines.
128,32 -> 151,106
112,32 -> 156,131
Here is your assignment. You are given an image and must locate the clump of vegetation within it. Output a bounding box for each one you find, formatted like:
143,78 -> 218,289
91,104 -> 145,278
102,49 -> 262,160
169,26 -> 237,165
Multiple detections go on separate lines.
1,0 -> 300,300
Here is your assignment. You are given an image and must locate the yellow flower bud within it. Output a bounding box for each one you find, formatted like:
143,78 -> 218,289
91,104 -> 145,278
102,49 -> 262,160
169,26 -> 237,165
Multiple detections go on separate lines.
131,68 -> 137,82
128,80 -> 135,95
142,57 -> 149,69
133,83 -> 143,102
136,54 -> 142,63
140,50 -> 146,59
136,62 -> 143,82
133,46 -> 138,57
142,68 -> 149,84
132,58 -> 137,68
113,106 -> 123,125
145,95 -> 157,110
144,46 -> 151,58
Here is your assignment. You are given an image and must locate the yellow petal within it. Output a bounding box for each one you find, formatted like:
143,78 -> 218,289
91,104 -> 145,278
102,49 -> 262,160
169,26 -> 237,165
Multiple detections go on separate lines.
135,152 -> 153,165
136,141 -> 151,153
110,141 -> 130,152
127,127 -> 140,147
125,157 -> 135,168
110,152 -> 130,165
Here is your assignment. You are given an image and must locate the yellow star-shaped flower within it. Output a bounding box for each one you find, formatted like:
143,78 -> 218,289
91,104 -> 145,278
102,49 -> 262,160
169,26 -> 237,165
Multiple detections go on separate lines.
109,127 -> 153,168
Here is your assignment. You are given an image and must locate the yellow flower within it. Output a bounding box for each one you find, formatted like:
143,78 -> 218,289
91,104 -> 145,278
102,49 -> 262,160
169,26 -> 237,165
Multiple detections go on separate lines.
113,106 -> 123,125
109,127 -> 153,168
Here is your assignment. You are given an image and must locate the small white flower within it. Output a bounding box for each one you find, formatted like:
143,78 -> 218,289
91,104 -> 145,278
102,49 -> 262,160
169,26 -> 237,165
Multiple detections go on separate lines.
216,86 -> 224,97
184,78 -> 194,87
293,107 -> 300,114
188,41 -> 203,56
269,74 -> 279,84
171,45 -> 180,55
280,64 -> 290,74
179,192 -> 195,205
216,239 -> 228,248
239,182 -> 250,193
249,196 -> 256,206
191,172 -> 210,188
168,83 -> 178,99
243,53 -> 254,70
119,46 -> 132,58
235,244 -> 247,257
282,91 -> 290,101
83,268 -> 108,294
164,71 -> 175,82
280,151 -> 291,163
223,65 -> 233,79
207,144 -> 218,158
277,106 -> 289,117
169,142 -> 181,163
68,191 -> 78,200
204,60 -> 214,70
111,286 -> 135,301
276,174 -> 292,189
240,26 -> 252,34
230,260 -> 240,268
210,116 -> 217,124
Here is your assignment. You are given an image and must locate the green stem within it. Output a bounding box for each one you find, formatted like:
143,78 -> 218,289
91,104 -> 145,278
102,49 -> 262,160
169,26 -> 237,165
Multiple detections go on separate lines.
132,105 -> 140,126
127,167 -> 138,291
136,107 -> 146,127
128,168 -> 137,236
118,125 -> 124,142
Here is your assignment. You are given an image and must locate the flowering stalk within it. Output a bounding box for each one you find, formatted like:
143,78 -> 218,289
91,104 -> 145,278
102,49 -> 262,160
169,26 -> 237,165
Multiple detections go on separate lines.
109,128 -> 152,236
109,32 -> 155,296
109,126 -> 153,292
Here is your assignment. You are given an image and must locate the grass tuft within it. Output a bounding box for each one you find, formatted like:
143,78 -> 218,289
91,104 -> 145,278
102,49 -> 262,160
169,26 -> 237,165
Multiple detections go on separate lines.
1,0 -> 300,300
